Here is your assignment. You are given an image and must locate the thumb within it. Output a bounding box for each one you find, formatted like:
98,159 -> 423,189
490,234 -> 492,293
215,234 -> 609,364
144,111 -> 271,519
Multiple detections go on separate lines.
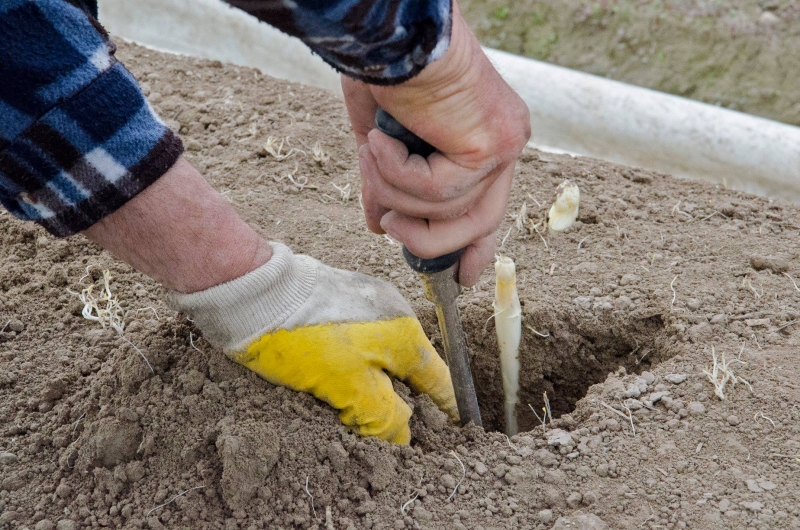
386,320 -> 459,422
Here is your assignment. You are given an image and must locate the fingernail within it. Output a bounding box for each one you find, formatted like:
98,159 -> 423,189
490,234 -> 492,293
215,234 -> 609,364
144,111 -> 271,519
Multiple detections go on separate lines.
379,216 -> 398,241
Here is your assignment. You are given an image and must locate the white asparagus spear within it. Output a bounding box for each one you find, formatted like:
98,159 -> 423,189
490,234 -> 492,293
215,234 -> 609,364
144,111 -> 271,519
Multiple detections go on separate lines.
548,180 -> 580,232
493,256 -> 522,436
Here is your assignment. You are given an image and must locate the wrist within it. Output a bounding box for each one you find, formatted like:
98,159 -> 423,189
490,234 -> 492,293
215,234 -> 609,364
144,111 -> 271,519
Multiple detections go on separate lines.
367,8 -> 527,166
370,9 -> 481,115
167,242 -> 317,352
84,157 -> 272,293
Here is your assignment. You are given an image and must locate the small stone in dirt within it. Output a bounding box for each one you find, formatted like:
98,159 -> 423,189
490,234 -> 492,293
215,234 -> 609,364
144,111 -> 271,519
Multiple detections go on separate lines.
688,401 -> 706,415
146,517 -> 166,530
55,483 -> 72,498
749,254 -> 789,273
42,379 -> 66,401
538,509 -> 554,523
440,474 -> 456,489
547,429 -> 573,447
35,520 -> 55,530
2,474 -> 25,491
624,398 -> 643,410
614,296 -> 633,310
756,478 -> 777,491
686,298 -> 702,310
622,384 -> 641,399
710,313 -> 728,324
583,490 -> 598,505
553,513 -> 608,529
758,11 -> 781,25
665,374 -> 687,384
572,262 -> 599,274
727,415 -> 741,426
534,448 -> 559,467
573,296 -> 593,310
543,469 -> 567,485
566,492 -> 583,508
504,466 -> 526,485
56,520 -> 76,530
688,322 -> 712,341
741,501 -> 764,512
412,506 -> 432,522
647,391 -> 670,404
640,371 -> 655,385
603,419 -> 621,432
746,479 -> 764,493
492,463 -> 509,478
7,319 -> 24,333
0,452 -> 18,465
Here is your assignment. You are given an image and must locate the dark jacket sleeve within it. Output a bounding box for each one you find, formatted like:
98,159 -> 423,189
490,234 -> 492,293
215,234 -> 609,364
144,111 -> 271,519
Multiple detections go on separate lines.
224,0 -> 452,85
0,0 -> 182,237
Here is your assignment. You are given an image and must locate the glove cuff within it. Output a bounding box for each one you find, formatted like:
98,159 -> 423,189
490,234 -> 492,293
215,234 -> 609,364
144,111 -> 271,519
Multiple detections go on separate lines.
167,242 -> 317,353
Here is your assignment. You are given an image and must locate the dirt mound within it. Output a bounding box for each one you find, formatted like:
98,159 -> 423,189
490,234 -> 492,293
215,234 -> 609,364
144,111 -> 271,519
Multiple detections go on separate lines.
1,43 -> 799,529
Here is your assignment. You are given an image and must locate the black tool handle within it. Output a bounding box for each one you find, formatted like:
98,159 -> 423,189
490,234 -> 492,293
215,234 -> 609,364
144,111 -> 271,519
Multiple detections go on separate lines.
375,108 -> 465,274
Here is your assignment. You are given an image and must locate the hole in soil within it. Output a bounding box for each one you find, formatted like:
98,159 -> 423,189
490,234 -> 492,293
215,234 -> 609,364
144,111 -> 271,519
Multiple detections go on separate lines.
423,306 -> 674,434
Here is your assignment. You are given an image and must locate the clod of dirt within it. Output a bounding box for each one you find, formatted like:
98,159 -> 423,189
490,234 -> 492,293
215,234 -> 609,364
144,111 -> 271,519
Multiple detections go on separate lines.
179,368 -> 206,395
76,418 -> 142,470
553,512 -> 608,529
216,419 -> 280,511
749,254 -> 791,273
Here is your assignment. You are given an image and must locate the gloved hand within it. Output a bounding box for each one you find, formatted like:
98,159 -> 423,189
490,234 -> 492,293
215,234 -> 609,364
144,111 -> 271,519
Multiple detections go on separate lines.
170,243 -> 458,443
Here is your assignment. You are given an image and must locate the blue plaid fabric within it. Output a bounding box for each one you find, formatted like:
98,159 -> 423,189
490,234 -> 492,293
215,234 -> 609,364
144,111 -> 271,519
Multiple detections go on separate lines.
0,0 -> 182,236
0,0 -> 451,236
226,0 -> 452,85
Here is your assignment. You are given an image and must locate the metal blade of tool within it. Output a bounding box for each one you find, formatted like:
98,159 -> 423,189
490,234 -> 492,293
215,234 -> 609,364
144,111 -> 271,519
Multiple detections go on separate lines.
375,109 -> 483,428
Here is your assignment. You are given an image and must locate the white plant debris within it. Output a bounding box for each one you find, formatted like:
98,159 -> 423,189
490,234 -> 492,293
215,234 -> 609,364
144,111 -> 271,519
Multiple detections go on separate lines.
312,141 -> 330,165
547,180 -> 580,232
70,269 -> 153,373
263,135 -> 304,160
702,345 -> 751,400
73,269 -> 125,334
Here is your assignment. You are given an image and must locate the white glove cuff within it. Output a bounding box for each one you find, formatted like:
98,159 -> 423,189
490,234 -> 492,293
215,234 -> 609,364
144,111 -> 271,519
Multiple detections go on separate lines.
167,242 -> 317,353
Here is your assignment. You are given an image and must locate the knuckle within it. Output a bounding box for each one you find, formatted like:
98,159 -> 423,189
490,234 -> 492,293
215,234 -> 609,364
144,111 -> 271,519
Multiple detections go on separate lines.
404,239 -> 440,260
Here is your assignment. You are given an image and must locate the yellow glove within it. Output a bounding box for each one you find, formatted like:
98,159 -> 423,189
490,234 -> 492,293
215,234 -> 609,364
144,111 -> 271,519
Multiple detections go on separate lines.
170,243 -> 458,443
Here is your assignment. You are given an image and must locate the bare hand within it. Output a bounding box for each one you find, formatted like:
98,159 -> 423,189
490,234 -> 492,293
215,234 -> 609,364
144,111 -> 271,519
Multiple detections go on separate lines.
342,5 -> 530,286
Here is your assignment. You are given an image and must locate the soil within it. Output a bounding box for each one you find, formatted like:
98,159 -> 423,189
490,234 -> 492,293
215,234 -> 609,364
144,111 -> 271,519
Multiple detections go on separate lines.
2,43 -> 800,530
460,0 -> 800,126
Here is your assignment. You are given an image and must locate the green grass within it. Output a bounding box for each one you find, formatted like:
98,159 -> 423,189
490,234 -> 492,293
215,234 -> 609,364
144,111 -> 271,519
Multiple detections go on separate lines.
492,6 -> 510,20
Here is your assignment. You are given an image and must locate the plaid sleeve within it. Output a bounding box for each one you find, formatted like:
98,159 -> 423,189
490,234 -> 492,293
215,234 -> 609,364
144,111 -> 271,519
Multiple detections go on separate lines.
0,0 -> 182,237
225,0 -> 452,85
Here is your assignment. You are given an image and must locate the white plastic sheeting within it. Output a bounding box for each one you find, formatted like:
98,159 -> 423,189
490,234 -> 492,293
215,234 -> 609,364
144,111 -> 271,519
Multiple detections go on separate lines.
100,0 -> 800,200
100,0 -> 341,92
485,48 -> 800,199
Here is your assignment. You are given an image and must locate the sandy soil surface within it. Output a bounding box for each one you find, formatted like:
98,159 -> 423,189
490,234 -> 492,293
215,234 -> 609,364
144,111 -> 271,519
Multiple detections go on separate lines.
460,0 -> 800,126
1,44 -> 800,530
